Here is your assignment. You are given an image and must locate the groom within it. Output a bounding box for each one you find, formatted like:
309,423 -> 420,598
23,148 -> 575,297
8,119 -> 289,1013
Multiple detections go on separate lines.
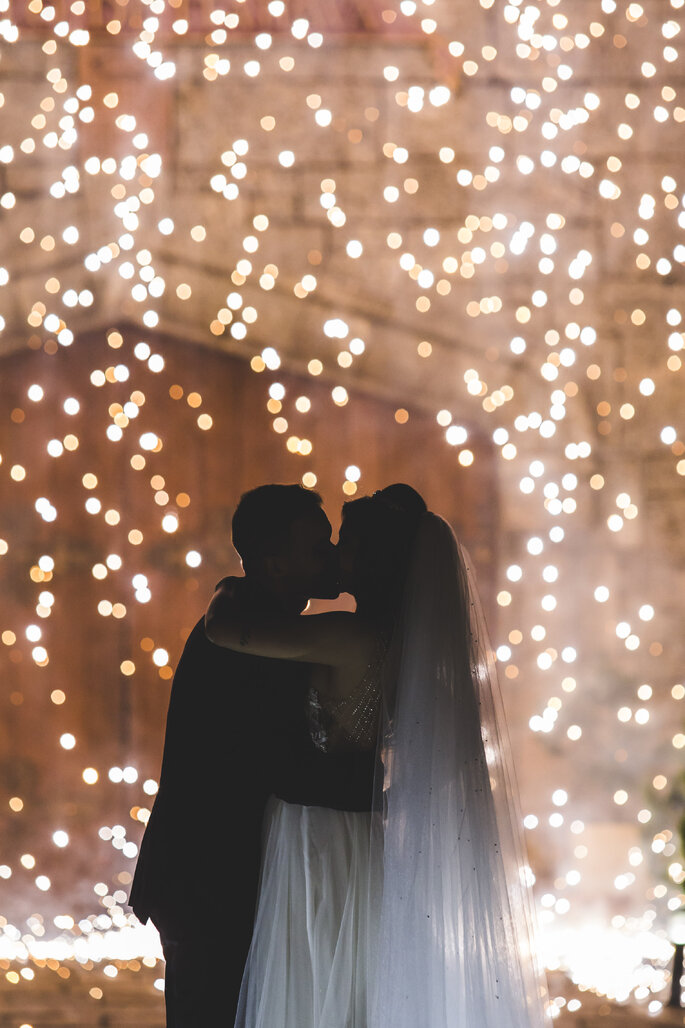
129,484 -> 373,1026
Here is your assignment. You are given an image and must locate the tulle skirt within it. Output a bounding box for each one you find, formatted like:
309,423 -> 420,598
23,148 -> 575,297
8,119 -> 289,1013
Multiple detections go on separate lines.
234,796 -> 381,1028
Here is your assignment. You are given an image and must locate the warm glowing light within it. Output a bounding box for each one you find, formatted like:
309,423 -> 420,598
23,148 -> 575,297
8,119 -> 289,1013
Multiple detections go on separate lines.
0,2 -> 682,1002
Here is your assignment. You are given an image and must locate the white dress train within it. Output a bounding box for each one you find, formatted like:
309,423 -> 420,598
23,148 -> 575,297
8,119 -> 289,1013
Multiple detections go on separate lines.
234,797 -> 381,1028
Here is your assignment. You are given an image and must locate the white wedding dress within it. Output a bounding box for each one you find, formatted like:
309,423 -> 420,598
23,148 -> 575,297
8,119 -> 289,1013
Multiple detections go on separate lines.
234,643 -> 386,1028
234,797 -> 381,1027
234,514 -> 547,1028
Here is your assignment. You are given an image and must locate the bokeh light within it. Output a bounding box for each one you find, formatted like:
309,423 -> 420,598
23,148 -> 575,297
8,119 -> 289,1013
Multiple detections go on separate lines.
1,0 -> 684,1018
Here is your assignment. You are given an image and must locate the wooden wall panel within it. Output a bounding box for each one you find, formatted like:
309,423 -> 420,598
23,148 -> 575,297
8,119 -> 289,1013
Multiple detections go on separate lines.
0,326 -> 496,921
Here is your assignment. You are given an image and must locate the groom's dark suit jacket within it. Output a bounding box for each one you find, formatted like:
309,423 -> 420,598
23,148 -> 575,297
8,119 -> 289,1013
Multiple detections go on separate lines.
129,616 -> 373,942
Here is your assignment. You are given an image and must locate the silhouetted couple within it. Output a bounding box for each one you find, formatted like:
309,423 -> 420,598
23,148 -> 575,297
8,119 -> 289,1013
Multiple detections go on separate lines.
130,483 -> 546,1028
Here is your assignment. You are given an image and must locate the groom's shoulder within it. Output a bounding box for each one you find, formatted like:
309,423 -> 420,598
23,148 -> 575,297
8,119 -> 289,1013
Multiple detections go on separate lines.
179,615 -> 234,662
175,614 -> 294,680
167,617 -> 245,702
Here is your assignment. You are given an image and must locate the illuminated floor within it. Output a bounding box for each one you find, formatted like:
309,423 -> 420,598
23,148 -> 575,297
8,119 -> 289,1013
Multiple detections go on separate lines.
557,1005 -> 685,1027
557,1007 -> 685,1028
0,963 -> 165,1027
0,966 -> 682,1028
549,971 -> 685,1028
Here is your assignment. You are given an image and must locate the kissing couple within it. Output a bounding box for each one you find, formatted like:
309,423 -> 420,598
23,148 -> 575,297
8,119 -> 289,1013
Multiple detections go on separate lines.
130,483 -> 546,1028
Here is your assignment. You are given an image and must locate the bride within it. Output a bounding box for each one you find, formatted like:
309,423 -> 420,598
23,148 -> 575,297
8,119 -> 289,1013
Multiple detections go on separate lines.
205,484 -> 547,1028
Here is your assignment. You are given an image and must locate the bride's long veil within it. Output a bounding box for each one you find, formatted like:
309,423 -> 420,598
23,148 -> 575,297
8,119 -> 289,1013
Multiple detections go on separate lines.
368,512 -> 548,1027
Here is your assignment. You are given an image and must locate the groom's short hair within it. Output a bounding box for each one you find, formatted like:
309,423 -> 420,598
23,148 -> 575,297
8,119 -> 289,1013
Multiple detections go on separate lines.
232,484 -> 323,571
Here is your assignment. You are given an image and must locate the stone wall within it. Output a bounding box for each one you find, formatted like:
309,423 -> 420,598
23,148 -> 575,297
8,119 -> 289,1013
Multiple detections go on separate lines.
1,0 -> 684,967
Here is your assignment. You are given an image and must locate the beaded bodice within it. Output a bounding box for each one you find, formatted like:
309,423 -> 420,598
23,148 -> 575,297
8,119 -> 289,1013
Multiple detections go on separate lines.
308,634 -> 388,754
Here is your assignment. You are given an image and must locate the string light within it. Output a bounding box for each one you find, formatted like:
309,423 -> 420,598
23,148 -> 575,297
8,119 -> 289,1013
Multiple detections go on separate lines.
0,0 -> 683,1015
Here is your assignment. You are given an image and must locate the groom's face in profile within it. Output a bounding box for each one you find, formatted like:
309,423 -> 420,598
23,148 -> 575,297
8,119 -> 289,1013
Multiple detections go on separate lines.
277,505 -> 339,600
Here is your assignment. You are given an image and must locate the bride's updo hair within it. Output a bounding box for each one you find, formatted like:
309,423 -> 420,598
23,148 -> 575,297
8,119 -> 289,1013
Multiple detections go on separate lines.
341,483 -> 427,617
375,483 -> 427,523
